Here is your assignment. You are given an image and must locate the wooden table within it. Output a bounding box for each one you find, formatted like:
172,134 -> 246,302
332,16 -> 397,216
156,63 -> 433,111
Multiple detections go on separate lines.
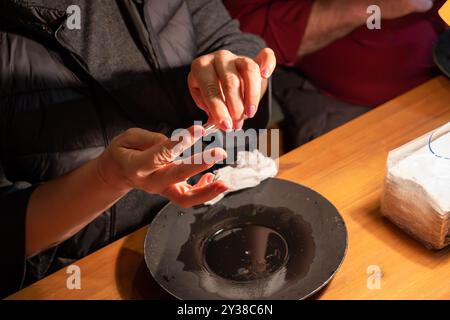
8,77 -> 450,300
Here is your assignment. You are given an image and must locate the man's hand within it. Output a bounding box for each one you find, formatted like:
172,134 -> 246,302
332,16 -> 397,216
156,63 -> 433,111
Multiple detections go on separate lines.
371,0 -> 434,19
188,48 -> 276,131
97,125 -> 228,208
341,0 -> 435,21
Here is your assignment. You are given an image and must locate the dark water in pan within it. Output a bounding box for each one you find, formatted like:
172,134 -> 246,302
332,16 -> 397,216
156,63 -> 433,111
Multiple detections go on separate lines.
177,204 -> 316,284
203,225 -> 289,281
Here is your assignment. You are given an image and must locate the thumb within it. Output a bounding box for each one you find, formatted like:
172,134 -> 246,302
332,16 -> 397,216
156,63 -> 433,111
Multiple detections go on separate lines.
412,0 -> 434,12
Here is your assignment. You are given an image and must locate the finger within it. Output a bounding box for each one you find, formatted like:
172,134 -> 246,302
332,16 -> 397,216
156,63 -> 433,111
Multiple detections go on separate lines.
412,0 -> 433,12
188,72 -> 209,114
191,56 -> 233,131
149,147 -> 227,187
136,125 -> 206,172
233,118 -> 244,130
214,50 -> 245,123
254,48 -> 276,79
195,172 -> 215,188
117,128 -> 167,151
163,180 -> 228,208
235,57 -> 261,119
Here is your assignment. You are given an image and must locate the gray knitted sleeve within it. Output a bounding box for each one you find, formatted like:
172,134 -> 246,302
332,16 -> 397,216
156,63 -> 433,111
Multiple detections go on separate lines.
186,0 -> 266,58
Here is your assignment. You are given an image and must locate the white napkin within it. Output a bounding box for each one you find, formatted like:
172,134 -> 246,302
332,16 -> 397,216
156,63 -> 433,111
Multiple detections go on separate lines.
204,149 -> 278,205
390,130 -> 450,212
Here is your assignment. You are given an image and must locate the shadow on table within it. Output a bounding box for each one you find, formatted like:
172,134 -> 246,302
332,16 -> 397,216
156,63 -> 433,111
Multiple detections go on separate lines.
354,203 -> 450,263
114,236 -> 174,300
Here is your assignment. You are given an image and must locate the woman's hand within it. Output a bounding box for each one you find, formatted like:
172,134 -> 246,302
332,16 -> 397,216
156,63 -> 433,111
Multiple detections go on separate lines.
96,125 -> 228,208
188,48 -> 276,131
26,125 -> 227,257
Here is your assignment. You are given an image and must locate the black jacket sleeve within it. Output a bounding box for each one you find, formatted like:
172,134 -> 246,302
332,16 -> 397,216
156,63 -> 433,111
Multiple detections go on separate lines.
0,165 -> 39,298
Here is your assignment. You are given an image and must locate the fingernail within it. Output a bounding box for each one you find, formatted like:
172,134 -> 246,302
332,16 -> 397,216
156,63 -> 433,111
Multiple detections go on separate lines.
222,119 -> 232,131
209,148 -> 217,158
210,148 -> 227,161
194,125 -> 205,137
206,174 -> 214,183
247,105 -> 257,118
234,119 -> 244,131
262,68 -> 271,79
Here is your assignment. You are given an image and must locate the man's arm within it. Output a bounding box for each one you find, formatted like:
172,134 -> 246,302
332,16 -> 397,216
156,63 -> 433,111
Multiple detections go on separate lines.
298,1 -> 367,57
224,0 -> 435,63
299,0 -> 435,57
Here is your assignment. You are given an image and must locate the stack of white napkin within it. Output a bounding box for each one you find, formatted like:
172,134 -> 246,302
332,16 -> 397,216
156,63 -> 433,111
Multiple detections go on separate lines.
381,123 -> 450,249
389,132 -> 450,212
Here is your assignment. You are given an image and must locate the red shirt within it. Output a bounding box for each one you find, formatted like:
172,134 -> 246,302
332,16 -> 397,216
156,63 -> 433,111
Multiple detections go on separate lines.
224,0 -> 447,106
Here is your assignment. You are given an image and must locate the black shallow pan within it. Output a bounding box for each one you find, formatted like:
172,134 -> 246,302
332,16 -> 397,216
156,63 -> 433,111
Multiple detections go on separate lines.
434,29 -> 450,78
144,178 -> 348,300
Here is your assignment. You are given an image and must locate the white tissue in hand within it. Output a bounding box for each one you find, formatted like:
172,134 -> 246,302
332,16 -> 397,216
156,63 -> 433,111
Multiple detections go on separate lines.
204,149 -> 278,205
